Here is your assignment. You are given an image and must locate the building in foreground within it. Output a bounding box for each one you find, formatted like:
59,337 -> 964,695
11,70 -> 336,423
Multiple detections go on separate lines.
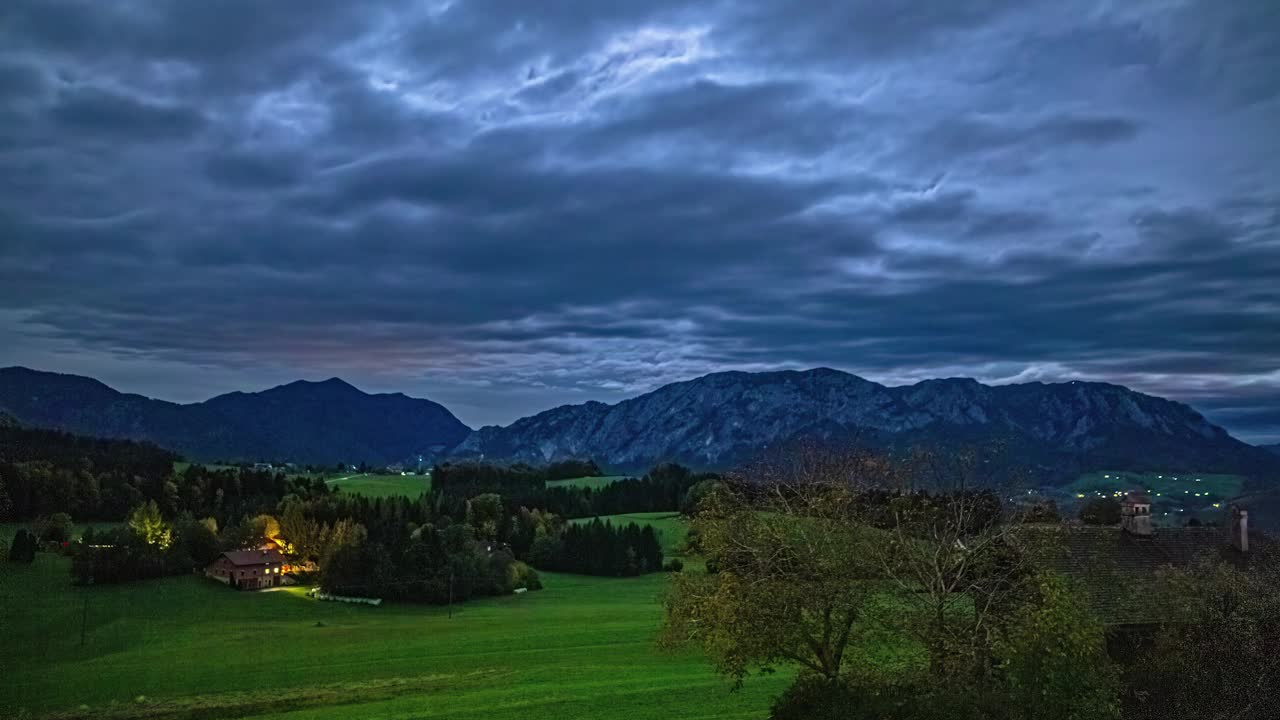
1031,492 -> 1263,626
206,549 -> 288,590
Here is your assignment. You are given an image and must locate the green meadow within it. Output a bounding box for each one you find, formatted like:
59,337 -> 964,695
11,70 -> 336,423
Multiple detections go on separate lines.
1068,470 -> 1246,523
325,473 -> 433,499
0,551 -> 788,720
571,512 -> 690,554
546,476 -> 632,490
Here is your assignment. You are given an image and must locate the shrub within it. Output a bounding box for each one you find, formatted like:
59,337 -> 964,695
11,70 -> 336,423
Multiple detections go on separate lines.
42,512 -> 75,542
663,558 -> 684,573
8,528 -> 37,563
508,560 -> 543,591
769,676 -> 864,720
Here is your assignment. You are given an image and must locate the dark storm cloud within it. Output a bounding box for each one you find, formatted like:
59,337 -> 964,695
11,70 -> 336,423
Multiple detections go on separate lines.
48,86 -> 206,139
921,112 -> 1143,161
575,79 -> 872,159
1,0 -> 1278,441
0,61 -> 46,100
203,150 -> 307,189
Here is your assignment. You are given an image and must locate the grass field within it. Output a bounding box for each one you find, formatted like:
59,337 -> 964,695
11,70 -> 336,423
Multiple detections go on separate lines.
1067,470 -> 1246,523
546,476 -> 632,490
570,512 -> 691,558
325,473 -> 432,499
0,553 -> 786,720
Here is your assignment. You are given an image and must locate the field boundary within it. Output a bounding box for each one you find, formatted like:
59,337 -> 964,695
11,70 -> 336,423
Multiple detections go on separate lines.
8,670 -> 506,720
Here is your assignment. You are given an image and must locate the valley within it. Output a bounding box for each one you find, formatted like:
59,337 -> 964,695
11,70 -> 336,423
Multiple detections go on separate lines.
1,550 -> 788,720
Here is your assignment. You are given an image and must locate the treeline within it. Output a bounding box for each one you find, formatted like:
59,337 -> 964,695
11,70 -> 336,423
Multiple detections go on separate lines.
279,491 -> 667,579
430,458 -> 603,497
0,423 -> 176,473
431,461 -> 711,521
5,419 -> 698,596
0,423 -> 330,524
531,519 -> 664,576
65,503 -> 218,584
319,522 -> 541,603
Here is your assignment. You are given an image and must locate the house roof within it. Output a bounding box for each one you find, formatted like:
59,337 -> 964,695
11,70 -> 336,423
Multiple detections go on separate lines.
1122,491 -> 1150,505
1023,525 -> 1252,625
220,549 -> 285,566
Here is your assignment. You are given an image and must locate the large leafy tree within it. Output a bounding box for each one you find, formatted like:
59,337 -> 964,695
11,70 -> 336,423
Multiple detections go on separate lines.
126,500 -> 172,549
1129,552 -> 1280,720
465,493 -> 504,542
661,444 -> 1121,720
996,573 -> 1120,720
659,447 -> 887,684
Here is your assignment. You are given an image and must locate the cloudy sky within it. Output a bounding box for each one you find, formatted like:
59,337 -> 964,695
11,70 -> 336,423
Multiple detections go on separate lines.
1,1 -> 1278,441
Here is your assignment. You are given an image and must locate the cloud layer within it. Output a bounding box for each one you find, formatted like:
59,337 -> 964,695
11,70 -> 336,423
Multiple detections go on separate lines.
1,0 -> 1278,441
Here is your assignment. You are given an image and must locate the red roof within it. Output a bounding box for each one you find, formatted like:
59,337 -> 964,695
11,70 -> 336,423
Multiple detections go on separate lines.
220,549 -> 285,566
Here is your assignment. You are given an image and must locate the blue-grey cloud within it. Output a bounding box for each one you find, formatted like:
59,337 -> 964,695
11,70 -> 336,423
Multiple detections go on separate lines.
0,0 -> 1277,442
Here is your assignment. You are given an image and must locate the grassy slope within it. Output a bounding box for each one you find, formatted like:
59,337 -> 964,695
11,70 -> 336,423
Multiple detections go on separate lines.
570,512 -> 690,557
1068,470 -> 1245,522
326,473 -> 433,499
0,554 -> 786,720
546,476 -> 631,490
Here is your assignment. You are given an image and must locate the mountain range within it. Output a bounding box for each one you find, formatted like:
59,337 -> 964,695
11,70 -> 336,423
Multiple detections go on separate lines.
0,367 -> 469,466
1,365 -> 1275,482
454,369 -> 1279,480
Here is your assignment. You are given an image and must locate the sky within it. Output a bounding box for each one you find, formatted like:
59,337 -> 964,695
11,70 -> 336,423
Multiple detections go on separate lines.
0,1 -> 1278,442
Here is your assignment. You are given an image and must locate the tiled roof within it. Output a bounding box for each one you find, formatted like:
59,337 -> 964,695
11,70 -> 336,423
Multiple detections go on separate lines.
1023,525 -> 1248,625
220,549 -> 285,566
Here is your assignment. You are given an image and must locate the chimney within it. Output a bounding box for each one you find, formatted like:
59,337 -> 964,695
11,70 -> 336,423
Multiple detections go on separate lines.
1120,491 -> 1153,536
1230,505 -> 1249,554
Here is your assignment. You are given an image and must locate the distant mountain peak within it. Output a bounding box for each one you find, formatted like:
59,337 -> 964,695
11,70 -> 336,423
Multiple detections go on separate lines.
452,367 -> 1276,478
0,369 -> 471,465
273,377 -> 359,393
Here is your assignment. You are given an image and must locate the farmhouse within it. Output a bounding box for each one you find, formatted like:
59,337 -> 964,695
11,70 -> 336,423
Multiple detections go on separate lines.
1031,492 -> 1266,626
206,549 -> 288,590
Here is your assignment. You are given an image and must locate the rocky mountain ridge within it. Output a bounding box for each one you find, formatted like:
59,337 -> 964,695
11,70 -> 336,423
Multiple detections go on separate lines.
453,368 -> 1277,480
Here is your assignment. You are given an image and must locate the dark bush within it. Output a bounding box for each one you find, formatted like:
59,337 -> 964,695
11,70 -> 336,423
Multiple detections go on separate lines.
71,529 -> 191,585
769,676 -> 864,720
8,528 -> 37,563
